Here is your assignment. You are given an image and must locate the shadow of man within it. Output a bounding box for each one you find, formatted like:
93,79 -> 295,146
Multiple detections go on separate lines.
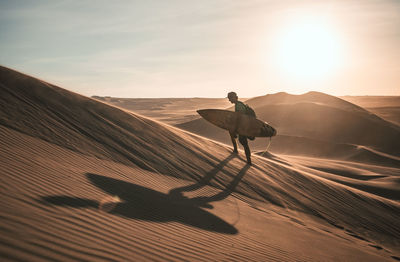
41,155 -> 250,235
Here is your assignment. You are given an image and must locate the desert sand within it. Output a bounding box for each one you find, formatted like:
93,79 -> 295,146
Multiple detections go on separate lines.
1,66 -> 399,261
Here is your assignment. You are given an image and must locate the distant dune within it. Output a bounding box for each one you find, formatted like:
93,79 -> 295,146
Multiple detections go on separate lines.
92,96 -> 231,125
341,96 -> 400,126
1,66 -> 399,261
340,96 -> 400,109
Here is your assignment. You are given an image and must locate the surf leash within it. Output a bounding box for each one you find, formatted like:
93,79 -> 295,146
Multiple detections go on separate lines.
259,136 -> 272,158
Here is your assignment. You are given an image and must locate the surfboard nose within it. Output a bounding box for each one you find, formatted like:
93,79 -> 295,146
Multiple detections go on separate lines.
196,109 -> 205,116
197,109 -> 210,118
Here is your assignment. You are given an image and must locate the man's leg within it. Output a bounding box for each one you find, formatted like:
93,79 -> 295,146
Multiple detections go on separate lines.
239,135 -> 251,164
230,132 -> 238,153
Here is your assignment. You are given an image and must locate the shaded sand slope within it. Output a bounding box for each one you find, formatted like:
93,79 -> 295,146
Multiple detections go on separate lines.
0,66 -> 226,179
178,92 -> 400,163
1,67 -> 399,261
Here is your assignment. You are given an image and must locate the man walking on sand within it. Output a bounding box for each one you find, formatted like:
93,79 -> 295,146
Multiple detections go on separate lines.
227,91 -> 252,165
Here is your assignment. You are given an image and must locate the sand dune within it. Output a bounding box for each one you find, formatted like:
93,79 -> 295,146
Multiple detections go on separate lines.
1,66 -> 399,261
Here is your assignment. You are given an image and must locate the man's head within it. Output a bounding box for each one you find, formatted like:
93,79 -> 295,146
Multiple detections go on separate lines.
227,91 -> 238,104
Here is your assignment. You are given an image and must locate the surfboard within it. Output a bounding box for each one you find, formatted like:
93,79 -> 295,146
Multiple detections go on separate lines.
197,109 -> 277,137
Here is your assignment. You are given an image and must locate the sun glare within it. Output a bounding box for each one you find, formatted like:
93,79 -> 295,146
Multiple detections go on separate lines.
273,15 -> 344,82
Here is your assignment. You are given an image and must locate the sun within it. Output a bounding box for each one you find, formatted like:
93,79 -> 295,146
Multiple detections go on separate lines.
273,16 -> 344,82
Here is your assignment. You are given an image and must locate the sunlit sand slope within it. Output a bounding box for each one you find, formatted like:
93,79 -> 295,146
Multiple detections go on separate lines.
1,66 -> 399,261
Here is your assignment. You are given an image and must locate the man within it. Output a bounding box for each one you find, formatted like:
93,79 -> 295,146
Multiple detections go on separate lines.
227,91 -> 252,165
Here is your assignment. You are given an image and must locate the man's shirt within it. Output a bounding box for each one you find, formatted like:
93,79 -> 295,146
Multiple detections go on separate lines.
235,101 -> 247,113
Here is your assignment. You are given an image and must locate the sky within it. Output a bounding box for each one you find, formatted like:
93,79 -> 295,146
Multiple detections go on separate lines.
1,0 -> 399,98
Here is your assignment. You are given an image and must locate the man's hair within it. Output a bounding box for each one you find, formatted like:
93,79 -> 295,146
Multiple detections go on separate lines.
227,91 -> 237,98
